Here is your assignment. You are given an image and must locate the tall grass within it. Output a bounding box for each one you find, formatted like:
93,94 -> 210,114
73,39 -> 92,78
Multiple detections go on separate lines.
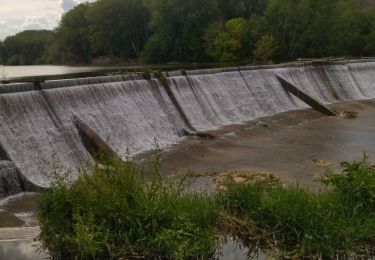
38,155 -> 375,259
219,157 -> 375,258
38,154 -> 218,259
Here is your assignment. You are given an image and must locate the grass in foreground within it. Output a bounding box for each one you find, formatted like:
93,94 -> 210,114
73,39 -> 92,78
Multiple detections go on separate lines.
38,154 -> 218,259
219,157 -> 375,258
38,155 -> 375,259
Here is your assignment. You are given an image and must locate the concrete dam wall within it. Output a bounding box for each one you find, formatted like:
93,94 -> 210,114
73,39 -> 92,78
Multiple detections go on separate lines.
0,60 -> 374,197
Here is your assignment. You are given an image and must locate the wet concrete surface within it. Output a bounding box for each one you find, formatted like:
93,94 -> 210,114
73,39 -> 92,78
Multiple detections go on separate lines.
156,100 -> 375,188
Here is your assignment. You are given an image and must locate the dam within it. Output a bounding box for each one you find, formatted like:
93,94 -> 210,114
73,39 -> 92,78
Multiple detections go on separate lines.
0,59 -> 374,198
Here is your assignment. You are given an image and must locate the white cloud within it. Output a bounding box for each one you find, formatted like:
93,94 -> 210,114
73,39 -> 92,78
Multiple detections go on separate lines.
0,0 -> 95,40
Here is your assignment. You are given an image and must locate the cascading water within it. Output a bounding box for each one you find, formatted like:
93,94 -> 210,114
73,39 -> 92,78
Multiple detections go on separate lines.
0,161 -> 35,198
0,60 -> 374,197
168,69 -> 306,132
0,79 -> 186,192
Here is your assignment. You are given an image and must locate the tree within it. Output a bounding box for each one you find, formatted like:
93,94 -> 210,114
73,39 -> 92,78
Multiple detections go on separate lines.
50,3 -> 91,64
87,0 -> 150,60
2,30 -> 54,65
1,0 -> 375,65
141,0 -> 219,63
364,9 -> 375,56
0,41 -> 4,64
251,0 -> 338,59
206,18 -> 250,62
253,35 -> 277,63
216,0 -> 267,20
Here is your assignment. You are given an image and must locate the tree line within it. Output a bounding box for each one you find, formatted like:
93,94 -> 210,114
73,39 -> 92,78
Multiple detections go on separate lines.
1,0 -> 375,65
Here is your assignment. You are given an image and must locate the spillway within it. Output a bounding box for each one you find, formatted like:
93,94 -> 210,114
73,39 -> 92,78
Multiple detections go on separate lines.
0,60 -> 374,198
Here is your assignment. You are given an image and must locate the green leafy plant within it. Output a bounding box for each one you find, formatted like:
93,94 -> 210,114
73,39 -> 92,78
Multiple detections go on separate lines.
219,156 -> 375,258
38,151 -> 218,259
253,35 -> 277,64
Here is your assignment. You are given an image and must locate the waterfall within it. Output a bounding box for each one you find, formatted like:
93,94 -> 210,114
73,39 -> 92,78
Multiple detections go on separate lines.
167,67 -> 309,132
0,79 -> 186,190
0,60 -> 374,196
0,161 -> 35,198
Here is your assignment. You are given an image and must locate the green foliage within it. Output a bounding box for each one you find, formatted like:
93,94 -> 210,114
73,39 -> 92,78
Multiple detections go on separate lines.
49,3 -> 92,64
2,0 -> 375,64
142,68 -> 152,80
153,70 -> 169,88
216,0 -> 267,19
38,154 -> 218,259
322,155 -> 375,215
220,157 -> 375,258
1,30 -> 54,65
207,18 -> 250,62
87,0 -> 149,60
142,0 -> 219,63
253,35 -> 277,63
328,0 -> 370,56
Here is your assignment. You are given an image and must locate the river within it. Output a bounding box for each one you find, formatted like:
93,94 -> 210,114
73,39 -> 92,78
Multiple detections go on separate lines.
0,65 -> 106,80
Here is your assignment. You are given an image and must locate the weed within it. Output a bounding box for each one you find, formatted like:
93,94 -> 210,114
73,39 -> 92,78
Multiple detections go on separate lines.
142,68 -> 152,80
38,152 -> 218,259
180,69 -> 187,76
219,156 -> 375,258
154,71 -> 169,88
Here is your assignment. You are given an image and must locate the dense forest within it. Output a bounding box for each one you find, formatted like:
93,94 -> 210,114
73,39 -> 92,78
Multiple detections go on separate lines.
1,0 -> 375,65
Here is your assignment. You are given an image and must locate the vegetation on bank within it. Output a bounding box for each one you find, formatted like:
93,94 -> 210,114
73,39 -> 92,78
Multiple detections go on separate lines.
38,153 -> 218,259
219,158 -> 375,258
38,154 -> 375,259
1,0 -> 375,65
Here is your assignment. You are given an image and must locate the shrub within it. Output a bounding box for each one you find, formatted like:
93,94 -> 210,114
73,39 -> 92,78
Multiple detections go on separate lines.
219,157 -> 375,258
38,154 -> 218,259
253,35 -> 277,64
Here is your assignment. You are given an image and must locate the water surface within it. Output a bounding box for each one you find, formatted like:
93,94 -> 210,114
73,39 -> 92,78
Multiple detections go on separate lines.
1,65 -> 104,80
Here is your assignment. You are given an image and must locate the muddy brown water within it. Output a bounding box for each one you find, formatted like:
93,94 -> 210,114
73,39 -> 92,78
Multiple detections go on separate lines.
0,99 -> 374,259
153,100 -> 375,190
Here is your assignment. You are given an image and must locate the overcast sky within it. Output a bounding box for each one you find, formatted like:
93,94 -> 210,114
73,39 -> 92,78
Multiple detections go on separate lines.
0,0 -> 95,40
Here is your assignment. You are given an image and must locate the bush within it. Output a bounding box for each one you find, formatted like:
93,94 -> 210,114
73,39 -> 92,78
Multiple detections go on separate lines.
322,155 -> 375,215
38,154 -> 218,259
253,35 -> 277,64
219,157 -> 375,258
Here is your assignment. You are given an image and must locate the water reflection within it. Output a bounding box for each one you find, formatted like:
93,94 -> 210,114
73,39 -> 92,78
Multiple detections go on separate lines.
0,240 -> 49,260
0,237 -> 269,259
217,237 -> 267,260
